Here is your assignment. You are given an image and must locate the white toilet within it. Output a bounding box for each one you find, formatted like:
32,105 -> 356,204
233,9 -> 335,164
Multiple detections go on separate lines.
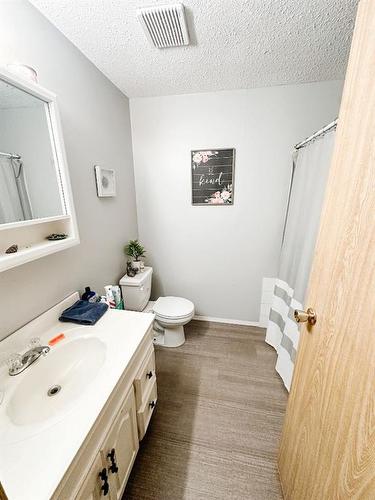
119,267 -> 194,347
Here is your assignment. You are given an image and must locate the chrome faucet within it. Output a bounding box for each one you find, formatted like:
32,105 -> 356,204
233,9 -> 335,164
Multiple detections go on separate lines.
7,338 -> 50,376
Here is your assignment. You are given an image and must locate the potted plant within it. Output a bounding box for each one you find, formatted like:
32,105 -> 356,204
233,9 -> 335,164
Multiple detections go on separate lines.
124,239 -> 146,272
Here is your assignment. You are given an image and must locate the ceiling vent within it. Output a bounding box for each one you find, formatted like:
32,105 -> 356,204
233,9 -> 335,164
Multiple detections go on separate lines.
137,3 -> 190,49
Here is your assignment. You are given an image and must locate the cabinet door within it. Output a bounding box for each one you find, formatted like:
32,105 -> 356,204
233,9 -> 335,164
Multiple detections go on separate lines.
76,453 -> 109,500
102,386 -> 139,500
136,379 -> 157,440
133,347 -> 156,408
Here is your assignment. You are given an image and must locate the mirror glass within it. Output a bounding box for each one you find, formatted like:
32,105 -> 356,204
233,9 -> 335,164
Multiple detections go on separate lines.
0,80 -> 65,225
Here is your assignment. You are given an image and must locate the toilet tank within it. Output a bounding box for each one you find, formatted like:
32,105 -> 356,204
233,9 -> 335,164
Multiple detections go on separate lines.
119,266 -> 152,311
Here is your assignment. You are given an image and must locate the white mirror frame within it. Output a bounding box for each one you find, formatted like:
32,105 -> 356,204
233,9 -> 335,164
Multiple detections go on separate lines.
0,67 -> 79,272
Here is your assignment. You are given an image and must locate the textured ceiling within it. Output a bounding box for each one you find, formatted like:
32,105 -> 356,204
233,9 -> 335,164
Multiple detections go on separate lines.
30,0 -> 359,98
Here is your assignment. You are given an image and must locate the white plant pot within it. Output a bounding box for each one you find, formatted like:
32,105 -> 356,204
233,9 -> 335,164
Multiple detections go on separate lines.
132,261 -> 141,271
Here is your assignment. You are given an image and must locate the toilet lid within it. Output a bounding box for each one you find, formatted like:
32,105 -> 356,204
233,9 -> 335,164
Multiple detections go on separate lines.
153,296 -> 194,319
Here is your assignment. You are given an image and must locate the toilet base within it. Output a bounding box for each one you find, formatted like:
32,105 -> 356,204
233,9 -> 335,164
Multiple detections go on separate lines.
153,323 -> 185,348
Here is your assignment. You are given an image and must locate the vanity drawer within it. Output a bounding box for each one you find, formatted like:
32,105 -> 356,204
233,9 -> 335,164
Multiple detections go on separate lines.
134,347 -> 156,408
137,380 -> 157,440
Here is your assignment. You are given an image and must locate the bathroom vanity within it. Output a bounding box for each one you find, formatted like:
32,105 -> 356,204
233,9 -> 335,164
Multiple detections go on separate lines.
0,293 -> 157,500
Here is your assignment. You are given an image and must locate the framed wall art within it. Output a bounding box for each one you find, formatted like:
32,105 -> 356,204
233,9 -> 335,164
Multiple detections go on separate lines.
191,148 -> 235,205
94,165 -> 116,197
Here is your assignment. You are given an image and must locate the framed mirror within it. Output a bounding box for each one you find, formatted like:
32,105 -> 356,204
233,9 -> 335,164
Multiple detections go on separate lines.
0,68 -> 79,271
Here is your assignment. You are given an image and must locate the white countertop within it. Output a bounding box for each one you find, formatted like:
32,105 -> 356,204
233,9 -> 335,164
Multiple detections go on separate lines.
0,293 -> 154,500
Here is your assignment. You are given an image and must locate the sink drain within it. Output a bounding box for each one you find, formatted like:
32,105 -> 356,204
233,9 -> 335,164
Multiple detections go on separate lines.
47,385 -> 61,397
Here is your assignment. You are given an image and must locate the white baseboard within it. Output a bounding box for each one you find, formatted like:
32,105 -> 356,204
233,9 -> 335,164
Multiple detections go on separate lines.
193,315 -> 261,327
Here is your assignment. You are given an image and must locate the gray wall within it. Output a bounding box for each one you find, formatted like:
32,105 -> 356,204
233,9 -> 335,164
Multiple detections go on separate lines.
130,82 -> 343,322
0,1 -> 138,340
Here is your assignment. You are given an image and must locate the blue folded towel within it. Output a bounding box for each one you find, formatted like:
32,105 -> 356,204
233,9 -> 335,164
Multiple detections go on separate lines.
59,300 -> 108,325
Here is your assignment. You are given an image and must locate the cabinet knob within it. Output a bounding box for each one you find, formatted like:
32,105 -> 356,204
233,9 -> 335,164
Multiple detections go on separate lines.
149,400 -> 156,409
107,448 -> 119,474
98,468 -> 109,496
146,370 -> 153,379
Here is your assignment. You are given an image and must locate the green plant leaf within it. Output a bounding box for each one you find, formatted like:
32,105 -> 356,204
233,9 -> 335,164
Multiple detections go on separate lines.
124,239 -> 146,260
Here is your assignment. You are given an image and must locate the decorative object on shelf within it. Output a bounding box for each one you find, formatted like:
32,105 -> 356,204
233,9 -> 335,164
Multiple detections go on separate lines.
46,233 -> 68,241
124,239 -> 146,272
6,63 -> 38,83
5,244 -> 18,254
126,260 -> 136,277
94,165 -> 116,197
191,148 -> 235,205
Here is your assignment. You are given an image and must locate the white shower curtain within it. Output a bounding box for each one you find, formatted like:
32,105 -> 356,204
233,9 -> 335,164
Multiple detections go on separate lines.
0,157 -> 32,224
266,129 -> 336,391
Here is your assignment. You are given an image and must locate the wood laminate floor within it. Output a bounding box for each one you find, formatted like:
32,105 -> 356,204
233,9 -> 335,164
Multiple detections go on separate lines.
124,320 -> 287,500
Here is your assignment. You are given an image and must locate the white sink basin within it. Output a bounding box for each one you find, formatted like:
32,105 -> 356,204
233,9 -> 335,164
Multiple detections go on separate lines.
7,337 -> 106,426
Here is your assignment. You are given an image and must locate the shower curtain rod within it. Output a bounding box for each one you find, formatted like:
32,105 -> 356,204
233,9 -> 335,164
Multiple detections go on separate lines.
295,119 -> 338,150
0,151 -> 21,160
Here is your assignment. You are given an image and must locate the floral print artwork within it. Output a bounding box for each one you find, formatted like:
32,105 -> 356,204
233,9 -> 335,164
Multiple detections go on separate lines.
191,148 -> 235,205
192,150 -> 219,168
205,184 -> 233,204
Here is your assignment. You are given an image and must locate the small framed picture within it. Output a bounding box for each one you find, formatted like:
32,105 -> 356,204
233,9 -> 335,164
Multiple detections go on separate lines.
191,148 -> 235,205
94,165 -> 116,197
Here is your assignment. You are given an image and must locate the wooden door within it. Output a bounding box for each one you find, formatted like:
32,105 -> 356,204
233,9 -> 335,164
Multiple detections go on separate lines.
103,386 -> 139,500
0,483 -> 7,500
278,1 -> 375,498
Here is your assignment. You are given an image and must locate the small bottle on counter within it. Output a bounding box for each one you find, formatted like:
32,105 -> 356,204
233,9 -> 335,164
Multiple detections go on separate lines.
82,286 -> 99,302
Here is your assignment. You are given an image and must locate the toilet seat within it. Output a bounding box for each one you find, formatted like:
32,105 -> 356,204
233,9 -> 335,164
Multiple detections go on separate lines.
154,314 -> 192,325
153,296 -> 194,321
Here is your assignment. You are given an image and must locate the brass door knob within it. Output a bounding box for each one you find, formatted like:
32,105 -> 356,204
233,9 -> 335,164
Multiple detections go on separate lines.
294,308 -> 317,325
